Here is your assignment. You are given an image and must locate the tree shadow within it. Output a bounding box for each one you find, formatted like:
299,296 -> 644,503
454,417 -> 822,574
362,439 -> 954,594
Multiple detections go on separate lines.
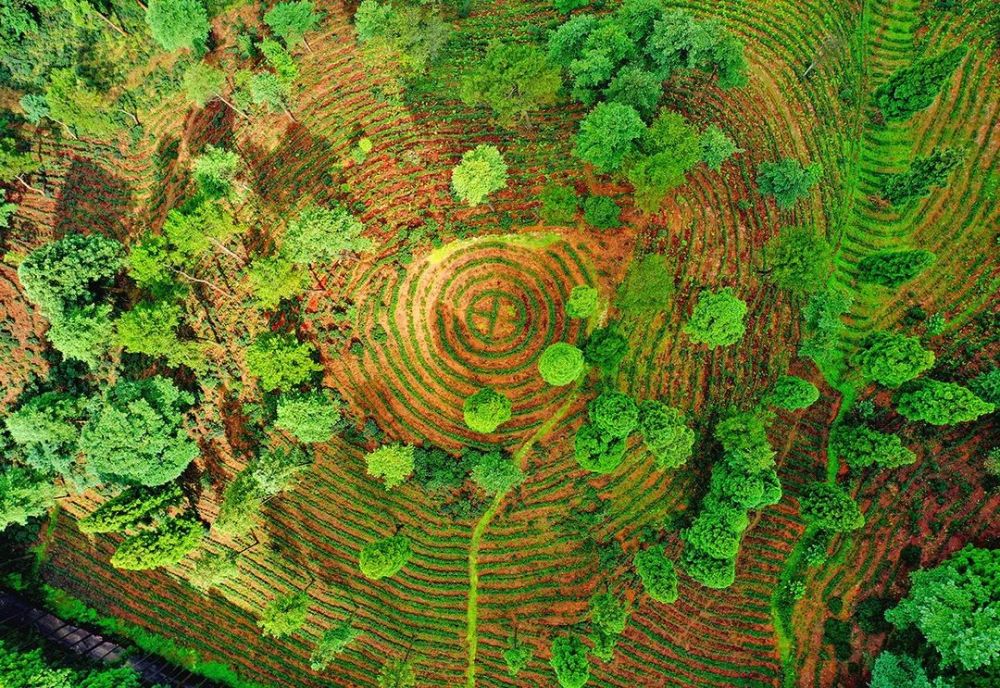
242,123 -> 340,217
54,156 -> 133,242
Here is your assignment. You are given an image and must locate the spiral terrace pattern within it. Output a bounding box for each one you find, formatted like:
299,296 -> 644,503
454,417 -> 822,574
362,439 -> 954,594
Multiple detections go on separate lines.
338,237 -> 595,450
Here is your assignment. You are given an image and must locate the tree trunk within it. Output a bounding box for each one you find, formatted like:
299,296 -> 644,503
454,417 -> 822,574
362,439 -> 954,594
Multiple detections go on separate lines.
302,36 -> 313,53
218,95 -> 250,119
171,267 -> 230,296
16,175 -> 43,195
282,104 -> 296,122
135,0 -> 147,9
95,10 -> 129,37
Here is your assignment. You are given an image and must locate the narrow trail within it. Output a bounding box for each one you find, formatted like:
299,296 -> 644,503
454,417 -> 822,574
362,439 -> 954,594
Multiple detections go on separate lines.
464,385 -> 584,687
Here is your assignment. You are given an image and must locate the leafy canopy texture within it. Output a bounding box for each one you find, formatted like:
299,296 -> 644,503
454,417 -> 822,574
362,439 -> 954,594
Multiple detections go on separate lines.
80,376 -> 199,487
756,159 -> 822,208
451,145 -> 508,206
310,621 -> 363,671
684,287 -> 747,348
550,634 -> 590,688
353,0 -> 450,79
538,342 -> 586,386
582,195 -> 622,228
183,63 -> 225,107
145,0 -> 209,52
264,1 -> 321,49
110,515 -> 205,570
359,534 -> 411,579
574,102 -> 645,173
245,332 -> 322,391
634,545 -> 678,603
574,423 -> 627,474
539,183 -> 579,224
798,482 -> 865,532
0,466 -> 57,531
0,638 -> 143,688
763,226 -> 833,295
638,400 -> 694,469
589,391 -> 639,439
855,332 -> 935,388
584,326 -> 628,371
882,148 -> 963,205
4,391 -> 86,477
18,232 -> 123,316
470,449 -> 524,495
565,285 -> 598,319
259,592 -> 310,638
831,425 -> 916,471
616,253 -> 673,314
875,46 -> 966,121
460,42 -> 561,126
282,204 -> 371,265
275,391 -> 342,443
365,443 -> 415,490
884,545 -> 999,672
869,652 -> 951,688
78,484 -> 183,534
858,249 -> 936,288
767,375 -> 820,411
463,387 -> 512,433
895,380 -> 994,425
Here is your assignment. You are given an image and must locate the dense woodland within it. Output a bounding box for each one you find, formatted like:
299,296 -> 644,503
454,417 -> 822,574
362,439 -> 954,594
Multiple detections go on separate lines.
0,0 -> 997,686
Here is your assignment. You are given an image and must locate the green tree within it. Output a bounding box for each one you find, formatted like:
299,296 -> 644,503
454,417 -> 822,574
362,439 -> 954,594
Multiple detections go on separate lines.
756,159 -> 822,208
502,634 -> 533,677
874,46 -> 967,121
0,133 -> 43,193
463,387 -> 512,433
582,195 -> 621,228
451,145 -> 508,206
549,634 -> 589,688
146,0 -> 209,52
5,391 -> 86,476
684,287 -> 748,348
583,326 -> 628,372
830,425 -> 916,471
249,445 -> 311,496
275,391 -> 342,443
378,656 -> 416,688
460,42 -> 561,126
78,484 -> 184,534
46,303 -> 115,368
627,109 -> 702,212
870,652 -> 951,688
854,332 -> 935,387
281,204 -> 371,265
762,226 -> 833,295
573,423 -> 626,474
680,545 -> 735,589
969,367 -> 1000,406
882,149 -> 963,205
539,183 -> 579,224
884,545 -> 999,672
80,376 -> 199,487
799,482 -> 865,531
565,285 -> 598,319
538,342 -> 586,386
0,465 -> 57,531
896,380 -> 994,425
857,249 -> 936,288
616,253 -> 673,314
192,145 -> 243,199
634,545 -> 678,603
245,332 -> 321,391
637,400 -> 694,469
647,9 -> 748,88
359,534 -> 411,579
590,591 -> 629,635
110,515 -> 205,570
189,550 -> 239,592
589,391 -> 639,439
18,232 -> 123,316
353,0 -> 450,78
604,66 -> 661,119
115,300 -> 204,371
470,449 -> 524,495
767,375 -> 820,411
182,63 -> 247,117
246,256 -> 308,309
699,125 -> 742,171
365,443 -> 415,490
264,1 -> 321,51
574,102 -> 645,173
44,69 -> 115,138
310,620 -> 364,671
258,592 -> 310,638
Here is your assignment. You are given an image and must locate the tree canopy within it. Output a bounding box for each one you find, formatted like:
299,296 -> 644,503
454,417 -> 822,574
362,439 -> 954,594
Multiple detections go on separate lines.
264,1 -> 322,50
275,391 -> 342,443
245,333 -> 322,391
550,634 -> 590,688
359,534 -> 411,579
452,145 -> 508,206
463,387 -> 512,433
460,42 -> 561,126
684,287 -> 748,348
896,380 -> 995,425
365,443 -> 415,490
258,592 -> 310,638
756,159 -> 822,208
538,342 -> 586,386
637,400 -> 694,469
798,482 -> 865,532
763,226 -> 833,295
145,0 -> 209,53
855,332 -> 935,388
875,46 -> 967,121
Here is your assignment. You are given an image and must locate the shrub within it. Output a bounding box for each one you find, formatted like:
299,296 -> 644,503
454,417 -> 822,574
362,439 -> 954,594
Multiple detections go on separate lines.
189,550 -> 239,592
583,195 -> 622,229
896,380 -> 995,425
365,443 -> 415,490
634,545 -> 678,603
684,287 -> 747,348
855,332 -> 935,387
80,376 -> 199,487
874,46 -> 967,121
684,511 -> 743,560
538,342 -> 586,386
637,400 -> 694,469
756,159 -> 822,208
831,425 -> 916,470
884,545 -> 999,671
258,592 -> 309,638
463,387 -> 512,433
768,375 -> 820,410
799,482 -> 865,531
213,470 -> 264,538
762,226 -> 833,295
583,326 -> 628,371
452,145 -> 508,206
470,449 -> 524,495
616,253 -> 673,314
565,285 -> 598,319
549,634 -> 589,688
857,249 -> 936,287
539,183 -> 579,224
359,534 -> 411,579
110,516 -> 205,570
574,423 -> 627,474
589,391 -> 639,439
275,391 -> 342,443
78,484 -> 184,534
246,333 -> 322,392
310,621 -> 363,670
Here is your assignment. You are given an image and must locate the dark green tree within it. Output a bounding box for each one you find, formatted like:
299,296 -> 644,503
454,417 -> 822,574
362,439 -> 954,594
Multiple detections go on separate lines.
637,400 -> 694,469
882,149 -> 963,205
896,380 -> 994,425
470,449 -> 524,495
78,484 -> 184,534
583,326 -> 628,371
767,375 -> 820,411
574,102 -> 645,173
549,634 -> 589,688
634,545 -> 678,603
17,232 -> 123,316
4,391 -> 86,476
762,226 -> 833,295
582,195 -> 621,228
588,391 -> 639,439
756,159 -> 822,208
282,204 -> 372,266
854,332 -> 935,387
857,249 -> 936,288
539,183 -> 579,224
799,482 -> 865,531
110,515 -> 205,570
574,423 -> 627,474
874,46 -> 967,121
830,425 -> 916,470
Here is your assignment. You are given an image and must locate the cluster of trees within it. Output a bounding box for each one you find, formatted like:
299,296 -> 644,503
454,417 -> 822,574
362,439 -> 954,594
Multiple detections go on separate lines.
0,638 -> 143,688
680,410 -> 781,589
587,591 -> 630,662
831,424 -> 916,471
537,183 -> 625,230
857,249 -> 936,288
354,0 -> 451,86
